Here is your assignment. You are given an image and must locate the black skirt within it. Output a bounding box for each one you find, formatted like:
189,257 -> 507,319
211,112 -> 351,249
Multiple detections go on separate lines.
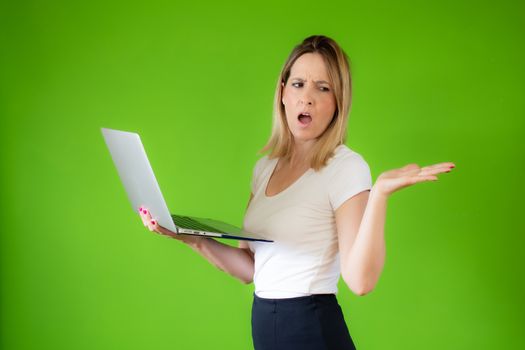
251,293 -> 357,350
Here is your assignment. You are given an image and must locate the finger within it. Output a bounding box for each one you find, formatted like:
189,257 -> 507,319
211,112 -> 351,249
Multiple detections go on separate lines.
402,163 -> 420,171
418,166 -> 455,176
432,162 -> 455,168
403,167 -> 424,176
154,224 -> 180,240
157,224 -> 178,236
142,209 -> 153,229
407,175 -> 439,184
149,220 -> 172,236
421,162 -> 456,171
401,163 -> 452,176
139,207 -> 149,226
149,219 -> 158,232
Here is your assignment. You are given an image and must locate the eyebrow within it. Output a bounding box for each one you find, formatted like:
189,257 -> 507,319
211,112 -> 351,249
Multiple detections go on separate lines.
290,77 -> 331,85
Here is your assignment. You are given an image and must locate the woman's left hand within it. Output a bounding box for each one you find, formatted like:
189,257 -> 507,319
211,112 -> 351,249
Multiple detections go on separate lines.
374,162 -> 456,197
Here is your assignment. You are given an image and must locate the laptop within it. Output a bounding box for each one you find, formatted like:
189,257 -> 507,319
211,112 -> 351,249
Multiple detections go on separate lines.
101,127 -> 272,242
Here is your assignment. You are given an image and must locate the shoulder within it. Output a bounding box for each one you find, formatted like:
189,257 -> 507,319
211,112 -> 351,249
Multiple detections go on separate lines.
327,145 -> 370,173
253,155 -> 274,174
250,155 -> 277,193
325,145 -> 373,210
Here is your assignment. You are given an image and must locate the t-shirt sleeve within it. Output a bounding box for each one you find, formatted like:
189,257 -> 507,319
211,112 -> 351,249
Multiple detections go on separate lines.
250,156 -> 267,194
328,153 -> 373,211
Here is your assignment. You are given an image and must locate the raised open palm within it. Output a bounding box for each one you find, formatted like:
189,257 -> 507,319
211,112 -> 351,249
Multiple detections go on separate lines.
374,162 -> 456,196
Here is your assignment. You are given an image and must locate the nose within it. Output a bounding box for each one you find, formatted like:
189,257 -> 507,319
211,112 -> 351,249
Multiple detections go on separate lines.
299,90 -> 314,106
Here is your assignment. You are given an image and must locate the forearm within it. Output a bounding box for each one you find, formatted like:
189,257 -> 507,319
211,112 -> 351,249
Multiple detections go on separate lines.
182,236 -> 255,284
344,187 -> 388,294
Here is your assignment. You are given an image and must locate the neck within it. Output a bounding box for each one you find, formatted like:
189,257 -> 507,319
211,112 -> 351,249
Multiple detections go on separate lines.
288,139 -> 316,168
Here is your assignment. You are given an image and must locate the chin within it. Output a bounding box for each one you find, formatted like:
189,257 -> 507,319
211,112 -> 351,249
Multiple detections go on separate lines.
291,131 -> 321,143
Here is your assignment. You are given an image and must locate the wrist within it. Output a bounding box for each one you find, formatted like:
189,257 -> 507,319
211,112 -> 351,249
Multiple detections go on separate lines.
370,185 -> 389,201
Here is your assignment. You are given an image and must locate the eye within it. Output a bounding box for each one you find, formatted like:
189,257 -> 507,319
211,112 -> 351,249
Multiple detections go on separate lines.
320,86 -> 330,92
291,82 -> 303,88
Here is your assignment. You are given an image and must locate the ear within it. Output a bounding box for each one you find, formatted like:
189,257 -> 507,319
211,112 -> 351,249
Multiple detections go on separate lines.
281,81 -> 286,105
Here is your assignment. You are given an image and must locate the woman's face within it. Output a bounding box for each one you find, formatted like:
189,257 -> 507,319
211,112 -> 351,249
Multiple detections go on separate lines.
281,52 -> 337,144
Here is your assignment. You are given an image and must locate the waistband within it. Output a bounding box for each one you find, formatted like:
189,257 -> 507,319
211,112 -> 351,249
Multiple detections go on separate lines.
253,292 -> 337,309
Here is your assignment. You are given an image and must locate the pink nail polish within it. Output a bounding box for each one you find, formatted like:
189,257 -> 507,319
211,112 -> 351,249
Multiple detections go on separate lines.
143,210 -> 147,215
151,220 -> 156,225
139,207 -> 143,212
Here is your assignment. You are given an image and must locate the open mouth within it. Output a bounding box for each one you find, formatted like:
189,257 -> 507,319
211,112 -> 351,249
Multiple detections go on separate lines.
298,112 -> 312,125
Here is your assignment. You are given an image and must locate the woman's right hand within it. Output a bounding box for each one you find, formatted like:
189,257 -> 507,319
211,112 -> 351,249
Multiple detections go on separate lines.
138,206 -> 202,246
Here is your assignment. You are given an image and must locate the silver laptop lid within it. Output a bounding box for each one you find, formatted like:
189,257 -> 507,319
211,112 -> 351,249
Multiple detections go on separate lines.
101,128 -> 178,233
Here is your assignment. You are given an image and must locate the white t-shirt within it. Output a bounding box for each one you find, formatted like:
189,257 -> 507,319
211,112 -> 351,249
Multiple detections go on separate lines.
242,144 -> 373,299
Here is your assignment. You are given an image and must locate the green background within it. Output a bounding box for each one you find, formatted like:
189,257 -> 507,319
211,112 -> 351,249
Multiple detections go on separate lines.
1,0 -> 523,349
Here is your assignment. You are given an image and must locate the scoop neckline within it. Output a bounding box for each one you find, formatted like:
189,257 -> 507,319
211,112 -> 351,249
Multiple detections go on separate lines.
263,158 -> 313,199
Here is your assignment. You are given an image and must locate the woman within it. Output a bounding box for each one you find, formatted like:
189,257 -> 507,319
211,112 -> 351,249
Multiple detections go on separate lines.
139,35 -> 455,349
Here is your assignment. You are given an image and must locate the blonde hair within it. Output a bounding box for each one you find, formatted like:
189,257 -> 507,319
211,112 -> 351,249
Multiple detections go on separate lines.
260,35 -> 353,171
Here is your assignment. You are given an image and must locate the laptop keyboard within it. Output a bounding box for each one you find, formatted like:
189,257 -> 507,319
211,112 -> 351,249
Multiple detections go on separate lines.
171,214 -> 226,234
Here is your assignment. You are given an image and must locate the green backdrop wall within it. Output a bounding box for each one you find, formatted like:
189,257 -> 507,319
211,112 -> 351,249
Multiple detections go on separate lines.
1,0 -> 523,349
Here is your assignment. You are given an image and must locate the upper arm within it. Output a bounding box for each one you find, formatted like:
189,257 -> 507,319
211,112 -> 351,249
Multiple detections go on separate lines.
330,152 -> 372,265
335,190 -> 370,273
239,192 -> 254,251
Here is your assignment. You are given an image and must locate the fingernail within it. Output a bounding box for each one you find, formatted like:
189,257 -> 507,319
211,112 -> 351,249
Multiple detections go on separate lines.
143,210 -> 147,215
139,207 -> 143,212
151,220 -> 156,225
